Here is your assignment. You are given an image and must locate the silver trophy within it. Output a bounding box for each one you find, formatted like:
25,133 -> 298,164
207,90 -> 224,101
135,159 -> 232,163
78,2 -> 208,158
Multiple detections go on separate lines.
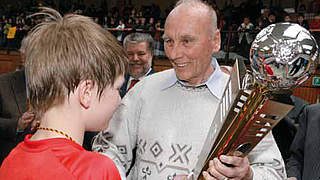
251,22 -> 318,89
193,22 -> 318,180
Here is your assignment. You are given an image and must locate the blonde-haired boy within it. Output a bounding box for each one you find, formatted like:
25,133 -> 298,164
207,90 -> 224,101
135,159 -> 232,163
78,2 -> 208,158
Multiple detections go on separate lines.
0,8 -> 127,180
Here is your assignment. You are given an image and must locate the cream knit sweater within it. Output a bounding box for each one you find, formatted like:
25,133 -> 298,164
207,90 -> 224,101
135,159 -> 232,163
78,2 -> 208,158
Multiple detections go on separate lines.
93,68 -> 286,180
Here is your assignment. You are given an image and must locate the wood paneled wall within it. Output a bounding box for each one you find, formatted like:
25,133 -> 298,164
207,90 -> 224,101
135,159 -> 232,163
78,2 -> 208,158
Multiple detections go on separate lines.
0,51 -> 21,74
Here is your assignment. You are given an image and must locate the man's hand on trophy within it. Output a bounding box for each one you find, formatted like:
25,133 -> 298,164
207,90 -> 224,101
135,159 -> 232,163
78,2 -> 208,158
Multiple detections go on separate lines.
202,151 -> 253,180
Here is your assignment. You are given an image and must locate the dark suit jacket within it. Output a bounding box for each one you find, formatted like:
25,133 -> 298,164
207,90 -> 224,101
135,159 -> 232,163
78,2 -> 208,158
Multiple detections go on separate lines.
119,68 -> 156,98
272,96 -> 308,163
0,69 -> 28,165
286,103 -> 320,180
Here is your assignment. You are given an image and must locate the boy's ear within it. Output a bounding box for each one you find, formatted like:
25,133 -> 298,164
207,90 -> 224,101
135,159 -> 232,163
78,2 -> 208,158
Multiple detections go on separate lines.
78,80 -> 95,109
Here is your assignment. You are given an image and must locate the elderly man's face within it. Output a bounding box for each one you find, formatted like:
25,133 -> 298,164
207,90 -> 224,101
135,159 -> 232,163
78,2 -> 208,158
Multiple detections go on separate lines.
164,6 -> 220,86
125,42 -> 152,79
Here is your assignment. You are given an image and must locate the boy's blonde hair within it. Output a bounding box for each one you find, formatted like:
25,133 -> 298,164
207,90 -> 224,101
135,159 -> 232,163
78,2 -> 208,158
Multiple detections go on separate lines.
25,7 -> 128,116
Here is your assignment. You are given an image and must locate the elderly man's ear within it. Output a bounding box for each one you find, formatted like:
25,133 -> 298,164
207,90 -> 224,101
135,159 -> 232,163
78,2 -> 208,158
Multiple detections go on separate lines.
211,29 -> 221,53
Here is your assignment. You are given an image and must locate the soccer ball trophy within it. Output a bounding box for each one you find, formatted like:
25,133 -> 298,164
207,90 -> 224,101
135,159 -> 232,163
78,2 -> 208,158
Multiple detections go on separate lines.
194,23 -> 318,180
251,23 -> 318,89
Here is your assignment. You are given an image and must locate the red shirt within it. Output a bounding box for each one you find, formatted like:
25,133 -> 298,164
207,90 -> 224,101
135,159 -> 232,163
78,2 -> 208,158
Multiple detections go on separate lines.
309,20 -> 320,29
0,135 -> 121,180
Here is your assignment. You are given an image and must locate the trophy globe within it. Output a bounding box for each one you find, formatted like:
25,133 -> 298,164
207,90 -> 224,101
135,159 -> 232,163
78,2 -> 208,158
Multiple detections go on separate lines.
250,22 -> 318,90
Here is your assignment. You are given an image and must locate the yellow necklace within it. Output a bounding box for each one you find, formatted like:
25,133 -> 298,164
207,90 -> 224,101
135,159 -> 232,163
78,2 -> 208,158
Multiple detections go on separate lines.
37,127 -> 75,142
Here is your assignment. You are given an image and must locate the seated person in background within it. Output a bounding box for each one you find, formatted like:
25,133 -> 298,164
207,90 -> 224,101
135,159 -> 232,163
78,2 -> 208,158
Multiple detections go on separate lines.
237,17 -> 254,58
0,36 -> 37,165
132,18 -> 141,31
0,7 -> 128,180
297,14 -> 309,30
264,12 -> 276,28
120,32 -> 156,98
284,14 -> 292,22
309,15 -> 320,29
146,17 -> 156,37
138,17 -> 147,31
116,19 -> 125,42
286,103 -> 320,180
309,15 -> 320,44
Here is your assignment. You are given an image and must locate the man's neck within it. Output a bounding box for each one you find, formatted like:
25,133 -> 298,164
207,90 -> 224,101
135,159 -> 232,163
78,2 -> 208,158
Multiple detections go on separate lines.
183,66 -> 215,87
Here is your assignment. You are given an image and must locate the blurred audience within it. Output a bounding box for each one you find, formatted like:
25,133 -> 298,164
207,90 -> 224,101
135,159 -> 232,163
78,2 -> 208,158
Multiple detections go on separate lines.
238,17 -> 254,58
284,14 -> 292,22
309,15 -> 320,29
1,0 -> 320,59
297,14 -> 309,30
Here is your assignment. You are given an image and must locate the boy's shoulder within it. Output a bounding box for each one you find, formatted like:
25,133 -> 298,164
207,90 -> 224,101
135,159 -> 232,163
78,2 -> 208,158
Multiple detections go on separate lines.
70,151 -> 121,180
75,150 -> 115,166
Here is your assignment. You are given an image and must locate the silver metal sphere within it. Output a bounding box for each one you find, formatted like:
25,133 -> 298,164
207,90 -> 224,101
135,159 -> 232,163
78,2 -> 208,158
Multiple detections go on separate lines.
250,22 -> 318,90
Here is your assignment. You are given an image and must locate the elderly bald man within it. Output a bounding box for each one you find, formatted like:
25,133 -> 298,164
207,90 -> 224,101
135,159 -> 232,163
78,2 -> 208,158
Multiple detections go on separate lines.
93,1 -> 286,180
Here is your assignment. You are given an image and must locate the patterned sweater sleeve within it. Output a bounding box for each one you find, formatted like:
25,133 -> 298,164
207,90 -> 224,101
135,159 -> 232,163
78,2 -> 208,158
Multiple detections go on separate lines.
92,80 -> 145,179
248,132 -> 287,180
